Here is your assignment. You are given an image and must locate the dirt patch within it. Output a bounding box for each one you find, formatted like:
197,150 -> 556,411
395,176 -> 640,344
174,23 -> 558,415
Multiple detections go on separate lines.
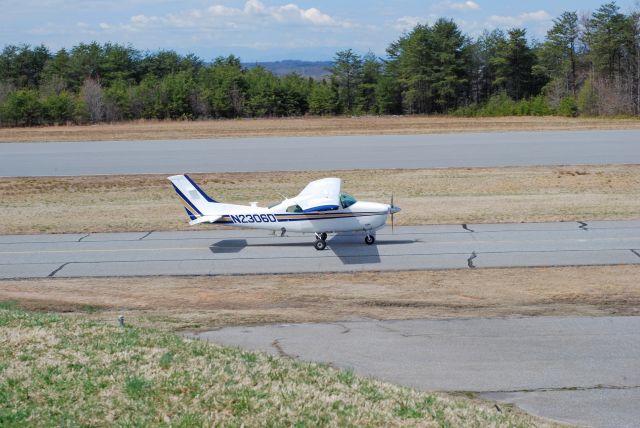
2,115 -> 640,142
1,265 -> 638,331
1,165 -> 639,234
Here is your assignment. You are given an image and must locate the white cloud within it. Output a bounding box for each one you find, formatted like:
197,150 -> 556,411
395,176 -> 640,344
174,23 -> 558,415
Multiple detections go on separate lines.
244,0 -> 266,15
395,16 -> 423,32
393,13 -> 441,32
112,0 -> 347,33
448,1 -> 480,12
489,10 -> 551,27
207,5 -> 240,17
519,11 -> 552,22
299,7 -> 337,26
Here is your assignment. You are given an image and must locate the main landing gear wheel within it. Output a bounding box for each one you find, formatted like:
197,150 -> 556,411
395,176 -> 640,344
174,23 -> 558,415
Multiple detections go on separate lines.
314,239 -> 327,251
320,232 -> 328,241
365,235 -> 375,245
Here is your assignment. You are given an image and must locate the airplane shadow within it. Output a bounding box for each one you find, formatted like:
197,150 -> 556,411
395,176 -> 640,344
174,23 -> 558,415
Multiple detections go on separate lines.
209,239 -> 248,254
209,237 -> 417,266
328,235 -> 381,264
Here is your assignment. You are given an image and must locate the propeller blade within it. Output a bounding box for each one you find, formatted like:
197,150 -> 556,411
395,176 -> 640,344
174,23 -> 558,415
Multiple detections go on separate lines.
391,211 -> 394,234
390,193 -> 395,234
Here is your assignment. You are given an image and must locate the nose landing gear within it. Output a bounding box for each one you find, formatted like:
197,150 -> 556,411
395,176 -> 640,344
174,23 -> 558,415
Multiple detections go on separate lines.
364,234 -> 375,245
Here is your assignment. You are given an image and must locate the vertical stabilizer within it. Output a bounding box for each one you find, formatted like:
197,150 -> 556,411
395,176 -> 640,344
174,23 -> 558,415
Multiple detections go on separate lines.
168,175 -> 219,218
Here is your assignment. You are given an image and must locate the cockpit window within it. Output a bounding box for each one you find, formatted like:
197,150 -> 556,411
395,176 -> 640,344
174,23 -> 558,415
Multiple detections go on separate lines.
340,193 -> 357,208
286,204 -> 303,213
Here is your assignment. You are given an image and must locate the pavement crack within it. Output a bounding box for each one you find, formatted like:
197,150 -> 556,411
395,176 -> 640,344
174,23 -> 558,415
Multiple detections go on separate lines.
139,231 -> 153,241
271,339 -> 294,359
77,233 -> 90,242
375,323 -> 417,338
331,323 -> 351,334
631,249 -> 640,259
462,224 -> 475,233
48,262 -> 70,277
480,384 -> 640,394
467,251 -> 477,268
578,221 -> 588,231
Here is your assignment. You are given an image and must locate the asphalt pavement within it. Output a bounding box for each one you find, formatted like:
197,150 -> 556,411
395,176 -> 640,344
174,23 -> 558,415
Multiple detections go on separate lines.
193,316 -> 640,428
2,130 -> 640,176
1,220 -> 638,279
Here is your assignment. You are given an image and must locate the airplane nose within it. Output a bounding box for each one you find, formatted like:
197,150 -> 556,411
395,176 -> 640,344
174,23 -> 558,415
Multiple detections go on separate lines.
389,205 -> 401,214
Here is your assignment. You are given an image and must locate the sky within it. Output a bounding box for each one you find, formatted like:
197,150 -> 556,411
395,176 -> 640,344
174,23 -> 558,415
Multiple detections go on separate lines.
1,0 -> 638,61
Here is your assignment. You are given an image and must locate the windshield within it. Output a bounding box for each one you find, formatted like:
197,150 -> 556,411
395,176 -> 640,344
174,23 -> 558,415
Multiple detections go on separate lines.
340,193 -> 357,209
286,204 -> 303,213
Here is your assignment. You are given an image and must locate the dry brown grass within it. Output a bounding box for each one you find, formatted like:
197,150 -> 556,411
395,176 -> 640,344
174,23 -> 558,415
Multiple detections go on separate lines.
1,165 -> 639,234
2,115 -> 640,142
2,265 -> 638,331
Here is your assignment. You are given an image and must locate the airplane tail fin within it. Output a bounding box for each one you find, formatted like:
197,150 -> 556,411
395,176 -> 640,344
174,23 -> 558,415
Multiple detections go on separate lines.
167,174 -> 221,221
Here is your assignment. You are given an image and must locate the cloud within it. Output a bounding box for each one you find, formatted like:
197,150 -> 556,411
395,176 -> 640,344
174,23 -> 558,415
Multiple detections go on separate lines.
393,14 -> 440,32
110,0 -> 347,33
394,16 -> 423,32
489,10 -> 551,27
448,1 -> 480,12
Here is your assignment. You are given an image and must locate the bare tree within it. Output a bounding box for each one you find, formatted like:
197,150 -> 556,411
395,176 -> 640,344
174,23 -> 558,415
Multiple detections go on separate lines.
229,82 -> 244,116
81,78 -> 104,123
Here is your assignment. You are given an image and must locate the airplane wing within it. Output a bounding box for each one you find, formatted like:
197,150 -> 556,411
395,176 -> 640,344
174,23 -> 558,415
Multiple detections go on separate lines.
295,177 -> 342,212
189,215 -> 223,225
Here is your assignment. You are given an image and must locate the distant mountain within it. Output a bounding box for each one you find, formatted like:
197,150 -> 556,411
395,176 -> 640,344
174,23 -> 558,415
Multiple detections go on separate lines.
244,60 -> 333,80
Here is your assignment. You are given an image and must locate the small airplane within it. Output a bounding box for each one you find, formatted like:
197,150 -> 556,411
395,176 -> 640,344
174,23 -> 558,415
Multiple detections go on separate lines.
168,175 -> 401,250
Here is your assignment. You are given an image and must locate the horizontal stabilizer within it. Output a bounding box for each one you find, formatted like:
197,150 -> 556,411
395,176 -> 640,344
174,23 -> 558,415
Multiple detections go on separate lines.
189,215 -> 222,226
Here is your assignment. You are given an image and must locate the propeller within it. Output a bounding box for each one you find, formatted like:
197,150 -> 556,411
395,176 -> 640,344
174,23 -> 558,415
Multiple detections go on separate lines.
388,194 -> 401,233
390,194 -> 395,234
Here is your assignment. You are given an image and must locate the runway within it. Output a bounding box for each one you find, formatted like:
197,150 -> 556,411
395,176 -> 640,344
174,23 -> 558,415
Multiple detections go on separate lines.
2,130 -> 640,176
194,316 -> 640,428
1,220 -> 638,279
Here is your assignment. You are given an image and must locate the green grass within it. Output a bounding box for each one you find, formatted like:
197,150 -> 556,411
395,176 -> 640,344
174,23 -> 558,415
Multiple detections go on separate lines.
0,308 -> 558,427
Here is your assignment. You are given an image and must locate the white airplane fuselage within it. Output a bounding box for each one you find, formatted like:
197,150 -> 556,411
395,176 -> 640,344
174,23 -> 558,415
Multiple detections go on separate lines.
210,200 -> 391,234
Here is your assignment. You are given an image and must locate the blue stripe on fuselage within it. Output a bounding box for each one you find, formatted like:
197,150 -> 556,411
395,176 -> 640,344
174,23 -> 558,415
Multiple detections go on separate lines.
273,212 -> 384,222
303,205 -> 340,212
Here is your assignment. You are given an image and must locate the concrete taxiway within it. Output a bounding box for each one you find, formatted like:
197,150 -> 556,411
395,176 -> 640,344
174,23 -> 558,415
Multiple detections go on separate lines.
194,316 -> 640,428
1,220 -> 638,279
2,130 -> 640,176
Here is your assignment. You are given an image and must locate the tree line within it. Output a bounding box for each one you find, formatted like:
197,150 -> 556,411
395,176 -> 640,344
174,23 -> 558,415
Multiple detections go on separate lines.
1,2 -> 638,126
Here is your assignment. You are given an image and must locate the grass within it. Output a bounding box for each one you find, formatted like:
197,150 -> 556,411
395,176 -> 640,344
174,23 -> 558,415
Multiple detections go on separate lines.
1,115 -> 640,143
1,265 -> 638,331
1,165 -> 639,234
0,308 -> 559,427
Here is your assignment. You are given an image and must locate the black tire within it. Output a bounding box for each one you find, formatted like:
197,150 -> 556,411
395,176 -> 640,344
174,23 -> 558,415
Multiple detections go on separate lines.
314,239 -> 327,251
365,235 -> 375,245
320,232 -> 328,241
